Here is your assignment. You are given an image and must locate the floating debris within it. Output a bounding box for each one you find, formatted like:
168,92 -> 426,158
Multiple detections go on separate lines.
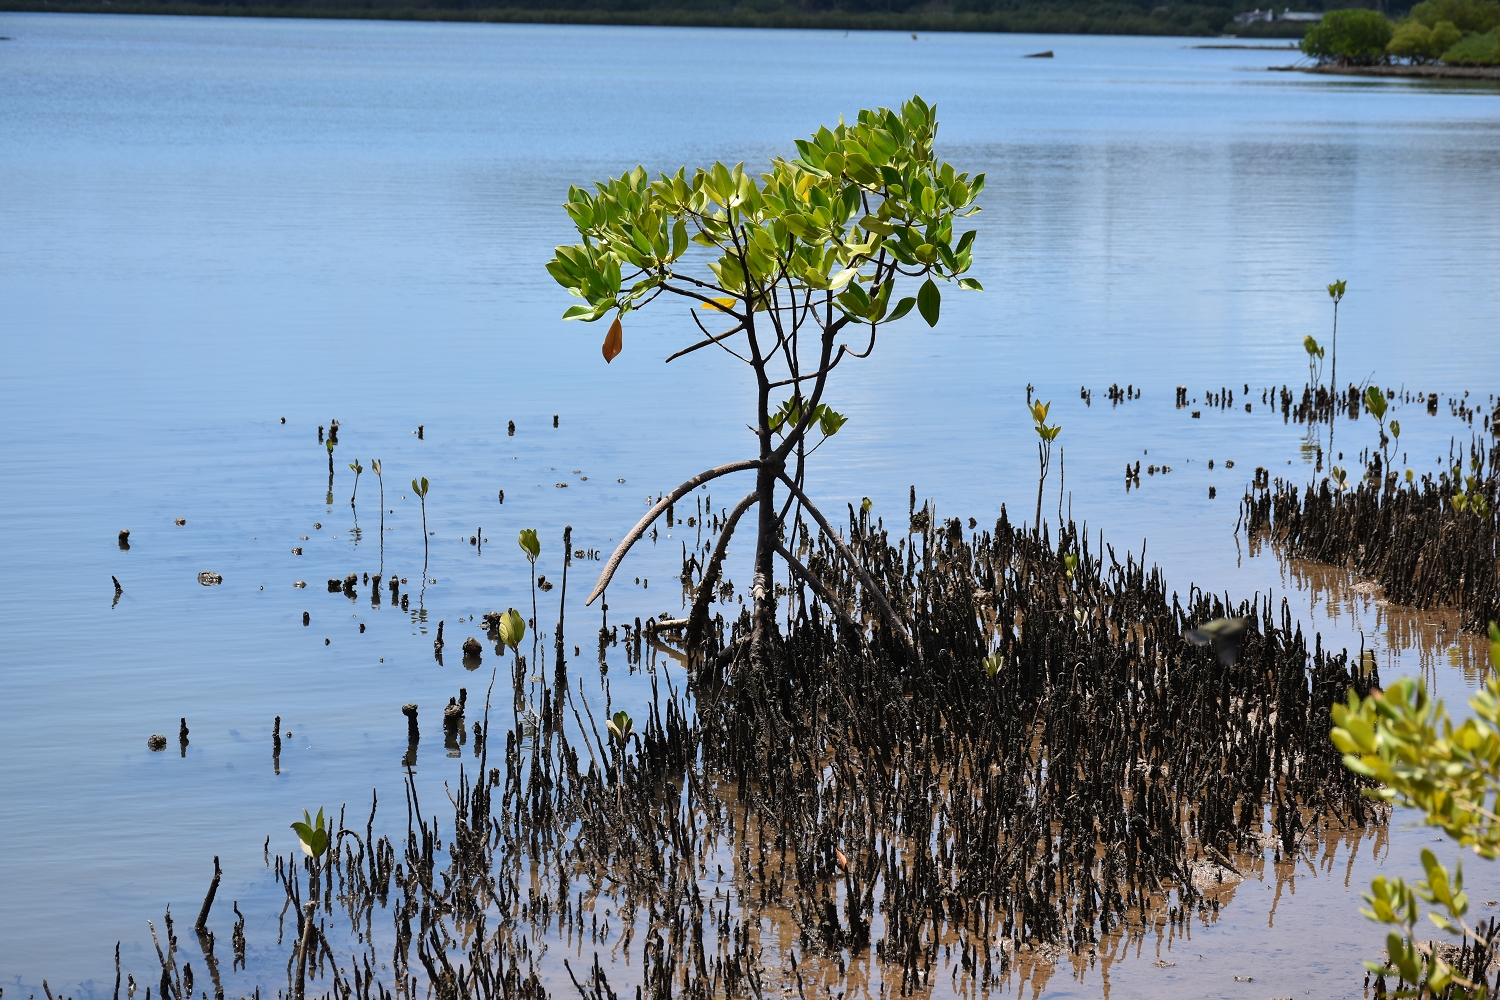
197,572 -> 223,586
146,734 -> 166,751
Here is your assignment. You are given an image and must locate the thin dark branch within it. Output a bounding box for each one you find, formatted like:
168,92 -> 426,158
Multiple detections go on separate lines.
775,471 -> 914,657
669,317 -> 748,364
844,325 -> 878,360
586,459 -> 761,606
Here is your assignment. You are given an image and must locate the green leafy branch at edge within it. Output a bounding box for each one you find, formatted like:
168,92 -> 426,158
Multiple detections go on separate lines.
1331,622 -> 1500,997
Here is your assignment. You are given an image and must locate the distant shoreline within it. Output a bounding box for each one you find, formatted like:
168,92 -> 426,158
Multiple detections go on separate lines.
0,1 -> 1285,38
1272,62 -> 1500,80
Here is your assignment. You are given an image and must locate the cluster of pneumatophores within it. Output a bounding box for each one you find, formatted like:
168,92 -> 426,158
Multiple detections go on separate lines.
137,502 -> 1386,1000
1241,438 -> 1498,633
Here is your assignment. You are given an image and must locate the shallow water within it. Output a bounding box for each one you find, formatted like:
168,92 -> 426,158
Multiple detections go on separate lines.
1,12 -> 1499,995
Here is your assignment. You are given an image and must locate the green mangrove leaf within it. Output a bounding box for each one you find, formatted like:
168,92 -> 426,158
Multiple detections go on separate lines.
916,279 -> 940,327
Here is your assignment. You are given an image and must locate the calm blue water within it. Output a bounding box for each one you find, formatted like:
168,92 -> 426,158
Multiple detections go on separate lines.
2,12 -> 1498,995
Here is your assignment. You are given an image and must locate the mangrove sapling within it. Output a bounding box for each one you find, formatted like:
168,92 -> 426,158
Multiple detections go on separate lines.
348,458 -> 363,507
1029,399 -> 1061,529
547,95 -> 984,665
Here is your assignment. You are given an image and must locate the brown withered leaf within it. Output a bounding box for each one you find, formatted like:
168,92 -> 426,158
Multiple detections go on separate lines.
602,316 -> 623,363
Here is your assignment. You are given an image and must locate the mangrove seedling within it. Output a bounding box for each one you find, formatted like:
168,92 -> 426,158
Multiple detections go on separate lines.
547,95 -> 984,665
1029,400 -> 1062,529
290,808 -> 329,862
982,651 -> 1004,678
1331,465 -> 1348,490
1453,476 -> 1491,518
348,459 -> 364,506
518,528 -> 540,640
606,710 -> 634,744
412,477 -> 429,560
1327,279 -> 1346,398
518,527 -> 540,562
497,607 -> 526,653
1303,334 -> 1326,387
371,459 -> 385,572
1365,385 -> 1391,468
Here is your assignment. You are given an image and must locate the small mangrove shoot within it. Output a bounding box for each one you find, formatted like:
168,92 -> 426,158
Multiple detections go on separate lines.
1029,399 -> 1061,529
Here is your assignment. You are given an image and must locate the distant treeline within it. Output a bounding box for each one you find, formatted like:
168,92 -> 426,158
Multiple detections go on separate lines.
1,0 -> 1302,37
1302,0 -> 1500,65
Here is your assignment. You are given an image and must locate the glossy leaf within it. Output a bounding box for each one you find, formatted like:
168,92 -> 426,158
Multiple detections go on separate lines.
916,279 -> 940,327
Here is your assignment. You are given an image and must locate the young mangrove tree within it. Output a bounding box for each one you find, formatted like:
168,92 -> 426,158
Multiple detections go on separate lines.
547,95 -> 984,664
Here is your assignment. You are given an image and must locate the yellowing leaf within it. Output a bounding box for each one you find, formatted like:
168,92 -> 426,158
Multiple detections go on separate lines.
602,316 -> 623,363
701,297 -> 737,312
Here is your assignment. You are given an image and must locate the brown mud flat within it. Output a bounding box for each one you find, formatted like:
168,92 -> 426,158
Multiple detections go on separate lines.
1271,62 -> 1500,80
